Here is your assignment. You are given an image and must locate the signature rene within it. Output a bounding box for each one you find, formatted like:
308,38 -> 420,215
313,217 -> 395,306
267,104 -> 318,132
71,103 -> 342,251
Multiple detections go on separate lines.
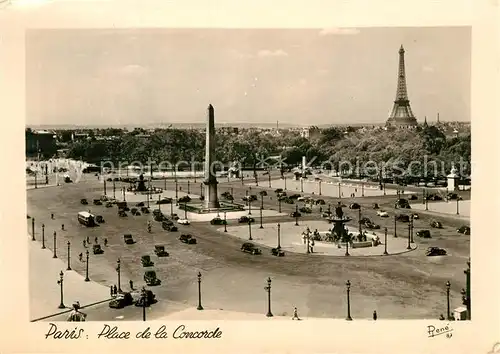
427,324 -> 453,339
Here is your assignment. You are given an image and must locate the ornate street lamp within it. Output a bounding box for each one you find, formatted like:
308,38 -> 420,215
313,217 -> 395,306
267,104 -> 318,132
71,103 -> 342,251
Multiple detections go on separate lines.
187,180 -> 190,194
407,224 -> 411,250
103,178 -> 107,196
31,217 -> 35,241
345,280 -> 352,320
264,277 -> 273,317
141,287 -> 147,321
248,219 -> 253,241
383,227 -> 389,255
66,241 -> 72,271
319,180 -> 322,195
268,172 -> 271,188
446,281 -> 451,320
197,272 -> 204,310
53,231 -> 58,258
295,205 -> 299,226
277,223 -> 281,249
259,207 -> 263,229
278,198 -> 282,213
224,212 -> 227,232
394,215 -> 397,238
57,271 -> 65,309
462,259 -> 471,320
113,179 -> 116,199
84,250 -> 90,282
248,198 -> 252,215
41,223 -> 46,249
116,258 -> 122,292
456,198 -> 460,215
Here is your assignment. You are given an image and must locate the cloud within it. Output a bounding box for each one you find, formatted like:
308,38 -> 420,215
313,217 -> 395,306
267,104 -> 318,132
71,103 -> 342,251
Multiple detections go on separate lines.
319,27 -> 360,36
257,49 -> 288,57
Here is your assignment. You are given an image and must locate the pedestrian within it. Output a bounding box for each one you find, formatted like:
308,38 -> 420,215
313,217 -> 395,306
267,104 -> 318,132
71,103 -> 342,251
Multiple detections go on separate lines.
86,236 -> 90,244
310,245 -> 314,253
79,253 -> 83,262
113,285 -> 118,295
95,236 -> 98,244
104,238 -> 108,246
110,285 -> 114,298
319,206 -> 322,213
355,188 -> 357,193
373,310 -> 378,320
67,302 -> 87,322
292,307 -> 300,320
129,280 -> 134,290
83,240 -> 86,248
51,213 -> 54,219
61,224 -> 65,231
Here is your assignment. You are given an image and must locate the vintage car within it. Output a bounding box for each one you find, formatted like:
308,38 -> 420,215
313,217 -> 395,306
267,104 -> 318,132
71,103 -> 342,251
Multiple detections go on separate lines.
162,223 -> 178,232
178,195 -> 191,203
364,221 -> 380,229
426,247 -> 447,256
93,199 -> 103,206
290,211 -> 302,218
118,210 -> 127,217
162,220 -> 174,228
274,188 -> 284,194
109,292 -> 134,309
315,199 -> 326,205
430,220 -> 443,229
134,289 -> 157,307
93,244 -> 104,255
408,194 -> 418,200
123,234 -> 135,244
105,202 -> 114,208
140,207 -> 150,214
80,198 -> 88,205
372,203 -> 380,209
179,234 -> 197,244
457,225 -> 470,235
411,213 -> 419,219
130,208 -> 139,215
116,201 -> 128,209
210,217 -> 227,225
416,230 -> 432,238
64,176 -> 73,183
136,202 -> 145,207
154,213 -> 165,222
238,216 -> 255,223
349,203 -> 361,210
154,245 -> 169,257
177,218 -> 190,225
299,207 -> 312,214
141,255 -> 155,267
95,215 -> 105,223
289,194 -> 301,200
395,199 -> 411,209
396,214 -> 410,222
241,242 -> 262,255
259,191 -> 268,196
144,270 -> 161,286
157,198 -> 172,205
271,247 -> 285,257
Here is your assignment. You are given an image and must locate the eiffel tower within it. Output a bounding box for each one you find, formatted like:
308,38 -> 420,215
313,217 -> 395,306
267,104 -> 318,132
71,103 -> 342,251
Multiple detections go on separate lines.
386,45 -> 418,127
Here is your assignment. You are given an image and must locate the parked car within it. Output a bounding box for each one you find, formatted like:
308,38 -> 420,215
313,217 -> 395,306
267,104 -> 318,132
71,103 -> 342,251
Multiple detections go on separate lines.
95,215 -> 105,223
411,213 -> 419,219
134,289 -> 157,307
136,202 -> 145,207
426,247 -> 447,256
274,188 -> 284,194
316,199 -> 326,205
283,197 -> 295,204
171,213 -> 180,221
162,219 -> 174,227
372,203 -> 379,209
178,196 -> 191,203
289,194 -> 301,199
408,194 -> 418,200
144,270 -> 161,286
163,224 -> 178,232
349,203 -> 361,210
447,193 -> 461,200
290,211 -> 302,218
299,207 -> 312,213
179,234 -> 197,244
364,221 -> 380,229
377,210 -> 389,217
105,202 -> 113,208
457,225 -> 470,235
141,207 -> 150,214
396,214 -> 410,222
210,217 -> 227,225
123,234 -> 135,244
177,218 -> 190,225
430,220 -> 443,229
154,245 -> 169,257
271,247 -> 285,257
118,210 -> 128,217
80,198 -> 88,205
238,216 -> 255,223
426,194 -> 443,201
416,230 -> 432,238
141,255 -> 154,267
241,242 -> 262,255
157,198 -> 172,204
93,244 -> 104,255
395,199 -> 411,209
109,292 -> 134,309
93,199 -> 103,206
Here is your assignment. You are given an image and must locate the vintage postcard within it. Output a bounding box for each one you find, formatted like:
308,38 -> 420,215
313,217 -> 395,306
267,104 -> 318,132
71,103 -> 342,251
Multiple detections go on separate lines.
0,0 -> 498,353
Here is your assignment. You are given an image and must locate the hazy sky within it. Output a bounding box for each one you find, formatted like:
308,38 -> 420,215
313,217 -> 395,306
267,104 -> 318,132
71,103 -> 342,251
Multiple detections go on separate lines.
26,27 -> 470,126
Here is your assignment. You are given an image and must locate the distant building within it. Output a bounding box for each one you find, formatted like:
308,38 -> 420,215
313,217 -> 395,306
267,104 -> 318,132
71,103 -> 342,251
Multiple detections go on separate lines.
300,126 -> 321,139
26,129 -> 57,158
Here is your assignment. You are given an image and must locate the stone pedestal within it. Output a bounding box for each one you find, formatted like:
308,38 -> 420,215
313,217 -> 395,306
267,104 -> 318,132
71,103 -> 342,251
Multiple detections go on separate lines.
447,164 -> 459,191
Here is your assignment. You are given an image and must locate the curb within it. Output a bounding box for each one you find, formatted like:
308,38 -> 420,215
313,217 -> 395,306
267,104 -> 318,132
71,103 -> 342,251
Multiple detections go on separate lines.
30,298 -> 113,322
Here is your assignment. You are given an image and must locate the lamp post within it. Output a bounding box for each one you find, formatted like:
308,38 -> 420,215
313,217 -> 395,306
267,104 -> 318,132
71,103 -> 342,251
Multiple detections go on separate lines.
277,223 -> 281,249
456,198 -> 459,215
53,231 -> 57,258
113,179 -> 116,199
34,172 -> 38,189
197,272 -> 204,310
338,183 -> 341,199
461,260 -> 471,320
31,217 -> 35,241
306,228 -> 310,254
446,281 -> 451,320
268,172 -> 271,188
410,215 -> 414,243
295,205 -> 299,226
175,179 -> 178,199
116,259 -> 122,292
248,199 -> 252,215
224,212 -> 227,232
328,204 -> 331,215
394,215 -> 397,238
57,271 -> 65,309
284,175 -> 287,190
84,250 -> 90,281
345,234 -> 350,256
358,208 -> 362,235
141,287 -> 147,321
300,178 -> 304,192
248,220 -> 253,240
319,180 -> 322,195
278,198 -> 282,213
407,224 -> 411,250
361,182 -> 364,197
122,187 -> 126,201
103,178 -> 107,196
41,223 -> 46,249
383,227 -> 388,255
260,207 -> 263,229
200,183 -> 203,198
264,277 -> 273,317
66,241 -> 72,271
422,188 -> 426,204
345,280 -> 352,320
184,202 -> 188,219
187,180 -> 190,194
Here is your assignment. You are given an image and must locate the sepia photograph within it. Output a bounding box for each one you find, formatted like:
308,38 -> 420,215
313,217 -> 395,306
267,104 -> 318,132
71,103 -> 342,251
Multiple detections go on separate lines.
25,27 -> 472,322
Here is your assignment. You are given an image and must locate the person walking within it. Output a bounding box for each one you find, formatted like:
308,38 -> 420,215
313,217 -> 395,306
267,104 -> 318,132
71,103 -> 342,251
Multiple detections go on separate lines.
373,310 -> 378,320
292,307 -> 300,320
61,224 -> 65,231
104,238 -> 108,247
129,280 -> 134,290
67,302 -> 87,322
113,284 -> 118,296
94,236 -> 98,244
83,240 -> 86,248
51,213 -> 54,219
110,285 -> 114,298
79,253 -> 83,262
86,236 -> 90,244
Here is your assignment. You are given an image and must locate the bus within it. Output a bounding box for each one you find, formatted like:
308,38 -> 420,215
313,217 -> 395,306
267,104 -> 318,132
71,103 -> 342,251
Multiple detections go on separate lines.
78,211 -> 96,227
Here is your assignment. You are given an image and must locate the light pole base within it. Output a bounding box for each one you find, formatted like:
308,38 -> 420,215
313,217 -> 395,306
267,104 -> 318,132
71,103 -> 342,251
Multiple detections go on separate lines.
84,277 -> 90,282
197,305 -> 204,311
58,303 -> 65,309
53,254 -> 57,259
346,316 -> 352,321
260,225 -> 263,229
67,266 -> 72,271
42,245 -> 46,249
266,312 -> 273,317
345,252 -> 350,256
383,251 -> 389,255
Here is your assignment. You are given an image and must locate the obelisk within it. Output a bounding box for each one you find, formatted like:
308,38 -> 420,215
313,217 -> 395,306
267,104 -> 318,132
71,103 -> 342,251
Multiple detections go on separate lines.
204,104 -> 220,209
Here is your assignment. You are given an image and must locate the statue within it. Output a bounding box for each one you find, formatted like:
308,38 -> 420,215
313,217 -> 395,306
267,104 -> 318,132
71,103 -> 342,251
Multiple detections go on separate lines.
335,202 -> 344,219
136,174 -> 147,192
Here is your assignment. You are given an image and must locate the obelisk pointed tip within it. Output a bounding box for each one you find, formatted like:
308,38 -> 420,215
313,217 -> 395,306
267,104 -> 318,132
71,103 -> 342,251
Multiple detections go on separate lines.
208,104 -> 214,110
399,44 -> 405,53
